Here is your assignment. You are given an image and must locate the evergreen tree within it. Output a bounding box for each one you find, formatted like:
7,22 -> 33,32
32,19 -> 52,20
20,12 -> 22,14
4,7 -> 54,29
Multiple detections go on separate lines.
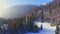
50,3 -> 52,15
40,24 -> 43,30
26,14 -> 38,32
41,8 -> 44,23
33,25 -> 38,32
55,24 -> 59,34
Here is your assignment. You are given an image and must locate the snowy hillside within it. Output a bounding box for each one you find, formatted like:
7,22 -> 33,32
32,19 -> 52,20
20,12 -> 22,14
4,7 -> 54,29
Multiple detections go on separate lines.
26,29 -> 55,34
26,22 -> 56,34
36,22 -> 56,30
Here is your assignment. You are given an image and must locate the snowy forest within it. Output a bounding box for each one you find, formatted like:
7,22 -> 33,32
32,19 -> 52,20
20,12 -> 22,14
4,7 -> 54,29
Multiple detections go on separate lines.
0,0 -> 60,34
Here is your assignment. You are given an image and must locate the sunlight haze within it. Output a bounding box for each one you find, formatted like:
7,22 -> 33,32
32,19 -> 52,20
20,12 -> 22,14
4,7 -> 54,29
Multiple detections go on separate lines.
0,0 -> 53,17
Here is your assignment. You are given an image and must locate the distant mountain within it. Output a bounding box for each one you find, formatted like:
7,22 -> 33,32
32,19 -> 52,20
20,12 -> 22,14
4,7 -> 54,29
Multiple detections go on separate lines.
1,5 -> 38,19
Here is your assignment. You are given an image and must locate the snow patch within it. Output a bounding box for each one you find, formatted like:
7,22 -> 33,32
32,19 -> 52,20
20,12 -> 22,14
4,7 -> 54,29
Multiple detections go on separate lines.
35,22 -> 56,30
26,22 -> 56,34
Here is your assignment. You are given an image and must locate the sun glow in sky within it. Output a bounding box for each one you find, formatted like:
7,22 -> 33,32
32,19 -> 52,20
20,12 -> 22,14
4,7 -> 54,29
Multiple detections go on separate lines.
0,0 -> 4,10
0,0 -> 4,16
0,0 -> 53,17
0,0 -> 53,9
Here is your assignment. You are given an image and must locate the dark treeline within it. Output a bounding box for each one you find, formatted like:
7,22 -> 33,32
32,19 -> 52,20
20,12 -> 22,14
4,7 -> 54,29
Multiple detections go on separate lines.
0,14 -> 38,34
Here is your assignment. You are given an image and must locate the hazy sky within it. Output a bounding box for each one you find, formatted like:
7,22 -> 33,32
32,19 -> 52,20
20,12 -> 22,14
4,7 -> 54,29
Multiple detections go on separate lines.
0,0 -> 53,9
0,0 -> 53,18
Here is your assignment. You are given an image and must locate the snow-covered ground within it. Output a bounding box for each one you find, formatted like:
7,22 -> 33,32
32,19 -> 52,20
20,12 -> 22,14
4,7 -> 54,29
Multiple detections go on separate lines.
36,22 -> 56,30
26,29 -> 55,34
26,22 -> 56,34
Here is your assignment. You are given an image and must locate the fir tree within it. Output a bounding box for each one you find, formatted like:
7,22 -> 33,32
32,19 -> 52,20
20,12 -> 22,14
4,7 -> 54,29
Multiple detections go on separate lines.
40,24 -> 43,30
55,24 -> 59,34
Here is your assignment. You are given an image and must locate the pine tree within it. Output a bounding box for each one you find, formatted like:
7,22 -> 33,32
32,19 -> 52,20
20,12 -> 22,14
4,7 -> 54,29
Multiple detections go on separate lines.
40,24 -> 43,30
55,24 -> 59,34
41,7 -> 44,23
26,14 -> 38,32
50,3 -> 52,15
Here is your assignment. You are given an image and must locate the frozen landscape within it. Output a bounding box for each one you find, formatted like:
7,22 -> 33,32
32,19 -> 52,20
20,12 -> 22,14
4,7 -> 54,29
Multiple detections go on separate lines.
26,22 -> 56,34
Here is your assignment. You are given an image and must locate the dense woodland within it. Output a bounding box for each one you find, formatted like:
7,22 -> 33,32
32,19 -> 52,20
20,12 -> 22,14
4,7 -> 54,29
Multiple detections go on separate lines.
0,14 -> 39,34
0,0 -> 60,34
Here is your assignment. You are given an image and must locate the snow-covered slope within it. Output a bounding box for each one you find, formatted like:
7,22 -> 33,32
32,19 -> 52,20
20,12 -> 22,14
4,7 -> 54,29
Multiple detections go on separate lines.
26,29 -> 55,34
36,22 -> 56,30
26,22 -> 56,34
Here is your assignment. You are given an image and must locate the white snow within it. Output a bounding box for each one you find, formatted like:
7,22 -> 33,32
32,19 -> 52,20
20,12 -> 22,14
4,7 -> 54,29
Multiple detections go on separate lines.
26,22 -> 56,34
26,29 -> 55,34
36,22 -> 56,30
